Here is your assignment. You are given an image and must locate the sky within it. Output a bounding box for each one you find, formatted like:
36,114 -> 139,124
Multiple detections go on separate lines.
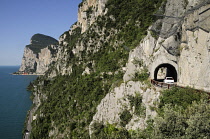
0,0 -> 82,66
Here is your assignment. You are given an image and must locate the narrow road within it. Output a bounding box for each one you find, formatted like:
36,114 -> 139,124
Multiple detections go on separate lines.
24,109 -> 33,139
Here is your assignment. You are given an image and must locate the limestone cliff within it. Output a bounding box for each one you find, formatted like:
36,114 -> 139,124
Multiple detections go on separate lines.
178,2 -> 210,91
78,0 -> 108,33
89,81 -> 160,135
25,0 -> 210,138
19,34 -> 58,74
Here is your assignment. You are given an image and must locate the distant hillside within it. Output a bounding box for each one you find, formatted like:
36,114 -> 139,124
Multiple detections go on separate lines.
26,34 -> 58,54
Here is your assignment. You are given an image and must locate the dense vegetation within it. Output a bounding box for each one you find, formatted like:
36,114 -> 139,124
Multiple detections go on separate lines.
105,0 -> 165,49
30,70 -> 123,138
153,87 -> 210,139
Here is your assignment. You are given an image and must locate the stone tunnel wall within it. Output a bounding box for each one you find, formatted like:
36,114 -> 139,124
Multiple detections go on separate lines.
149,55 -> 178,81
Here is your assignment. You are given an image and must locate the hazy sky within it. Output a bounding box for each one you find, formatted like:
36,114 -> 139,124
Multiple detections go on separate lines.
0,0 -> 82,66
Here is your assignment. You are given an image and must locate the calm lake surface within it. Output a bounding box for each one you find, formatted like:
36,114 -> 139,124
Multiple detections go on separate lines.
0,66 -> 37,139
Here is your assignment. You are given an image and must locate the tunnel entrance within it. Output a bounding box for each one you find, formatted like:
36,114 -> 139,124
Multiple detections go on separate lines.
154,63 -> 177,82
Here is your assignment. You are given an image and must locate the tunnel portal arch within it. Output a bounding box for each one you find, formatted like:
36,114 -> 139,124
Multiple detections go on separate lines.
153,63 -> 178,82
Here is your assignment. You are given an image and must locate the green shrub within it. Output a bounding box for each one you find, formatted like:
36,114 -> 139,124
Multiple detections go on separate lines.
133,68 -> 149,82
120,109 -> 132,127
85,6 -> 93,18
153,100 -> 210,139
153,87 -> 210,138
92,123 -> 130,139
128,94 -> 146,116
159,87 -> 206,111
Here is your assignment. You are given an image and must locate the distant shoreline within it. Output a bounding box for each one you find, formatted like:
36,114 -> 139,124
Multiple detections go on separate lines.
12,73 -> 44,76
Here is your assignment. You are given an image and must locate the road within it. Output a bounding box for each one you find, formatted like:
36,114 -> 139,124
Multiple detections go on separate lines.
23,108 -> 34,139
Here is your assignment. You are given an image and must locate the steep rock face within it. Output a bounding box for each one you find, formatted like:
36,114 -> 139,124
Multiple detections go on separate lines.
179,29 -> 210,91
178,3 -> 210,91
36,45 -> 58,74
122,0 -> 187,82
19,47 -> 37,73
78,0 -> 108,33
90,81 -> 160,135
19,34 -> 58,74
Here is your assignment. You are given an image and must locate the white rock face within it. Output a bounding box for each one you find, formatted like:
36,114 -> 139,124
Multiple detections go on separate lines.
89,81 -> 160,135
78,0 -> 108,33
19,34 -> 58,74
19,47 -> 37,73
179,29 -> 210,91
19,45 -> 58,74
177,2 -> 210,91
36,45 -> 58,74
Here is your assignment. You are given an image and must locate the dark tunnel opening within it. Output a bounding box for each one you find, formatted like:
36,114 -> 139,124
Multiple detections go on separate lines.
154,63 -> 177,82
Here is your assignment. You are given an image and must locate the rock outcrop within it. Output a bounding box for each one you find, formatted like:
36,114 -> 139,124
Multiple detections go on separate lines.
90,81 -> 160,135
19,34 -> 58,74
78,0 -> 108,33
178,3 -> 210,91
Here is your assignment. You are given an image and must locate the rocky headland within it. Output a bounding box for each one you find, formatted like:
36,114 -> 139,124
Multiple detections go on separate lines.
16,34 -> 58,75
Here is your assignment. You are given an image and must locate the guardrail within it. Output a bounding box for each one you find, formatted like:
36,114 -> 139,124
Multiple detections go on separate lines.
151,79 -> 177,89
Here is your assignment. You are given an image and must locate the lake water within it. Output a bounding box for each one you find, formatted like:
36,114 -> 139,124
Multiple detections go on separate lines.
0,66 -> 37,139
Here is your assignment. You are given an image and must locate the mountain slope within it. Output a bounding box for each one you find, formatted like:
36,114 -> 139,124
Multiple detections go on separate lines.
25,0 -> 210,138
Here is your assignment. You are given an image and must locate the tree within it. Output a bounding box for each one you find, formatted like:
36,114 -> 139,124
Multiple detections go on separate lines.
152,100 -> 210,139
